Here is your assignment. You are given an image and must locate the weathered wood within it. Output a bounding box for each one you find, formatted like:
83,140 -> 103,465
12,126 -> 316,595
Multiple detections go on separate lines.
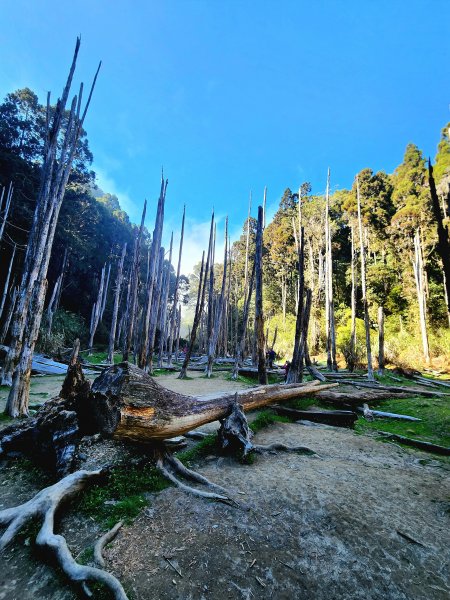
157,233 -> 173,368
167,207 -> 185,367
0,182 -> 13,243
254,206 -> 267,385
287,226 -> 305,383
412,228 -> 430,364
356,175 -> 374,380
107,243 -> 127,365
272,405 -> 357,428
349,224 -> 357,371
356,407 -> 421,421
88,264 -> 106,354
0,243 -> 16,322
377,431 -> 450,456
0,286 -> 18,344
90,362 -> 337,442
378,306 -> 385,376
325,169 -> 338,372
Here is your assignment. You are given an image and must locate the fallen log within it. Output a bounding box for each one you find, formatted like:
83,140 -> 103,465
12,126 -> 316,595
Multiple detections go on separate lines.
356,407 -> 421,421
377,432 -> 450,456
271,405 -> 357,428
90,362 -> 338,442
314,388 -> 412,407
341,380 -> 450,398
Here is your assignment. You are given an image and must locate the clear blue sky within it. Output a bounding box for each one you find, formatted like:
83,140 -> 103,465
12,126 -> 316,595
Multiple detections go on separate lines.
1,0 -> 449,272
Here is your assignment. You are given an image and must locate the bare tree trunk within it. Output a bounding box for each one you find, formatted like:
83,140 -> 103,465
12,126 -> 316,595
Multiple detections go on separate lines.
107,243 -> 127,364
378,306 -> 385,376
244,192 -> 251,296
167,207 -> 185,367
157,234 -> 173,368
175,304 -> 181,362
286,227 -> 305,383
324,169 -> 337,371
205,222 -> 216,355
206,219 -> 228,377
139,176 -> 167,368
0,182 -> 13,242
443,270 -> 450,328
88,264 -> 106,355
123,200 -> 147,362
0,286 -> 18,344
255,206 -> 267,385
0,243 -> 16,321
2,39 -> 100,416
350,224 -> 357,371
146,247 -> 165,373
99,262 -> 111,323
356,175 -> 374,381
412,229 -> 430,364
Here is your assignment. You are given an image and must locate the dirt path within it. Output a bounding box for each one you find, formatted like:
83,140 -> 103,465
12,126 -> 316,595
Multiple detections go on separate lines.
0,372 -> 449,599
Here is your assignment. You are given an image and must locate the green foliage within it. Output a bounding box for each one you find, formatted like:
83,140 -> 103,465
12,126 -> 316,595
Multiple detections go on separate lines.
37,309 -> 88,354
249,410 -> 290,433
77,463 -> 170,529
434,122 -> 450,183
177,434 -> 217,463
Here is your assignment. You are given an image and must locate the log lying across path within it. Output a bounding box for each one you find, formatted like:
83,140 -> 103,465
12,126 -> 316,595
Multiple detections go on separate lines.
90,363 -> 338,443
271,405 -> 358,428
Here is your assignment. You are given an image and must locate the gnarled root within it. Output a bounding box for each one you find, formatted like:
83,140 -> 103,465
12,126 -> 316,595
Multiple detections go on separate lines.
94,520 -> 123,568
253,443 -> 317,455
156,450 -> 241,507
0,469 -> 128,600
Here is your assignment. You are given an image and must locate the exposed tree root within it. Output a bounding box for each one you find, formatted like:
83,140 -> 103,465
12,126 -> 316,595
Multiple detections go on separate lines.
156,452 -> 242,507
252,443 -> 317,455
94,520 -> 123,568
0,469 -> 128,600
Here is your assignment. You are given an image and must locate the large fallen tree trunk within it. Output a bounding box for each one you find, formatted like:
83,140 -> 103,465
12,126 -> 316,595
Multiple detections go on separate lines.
90,362 -> 337,442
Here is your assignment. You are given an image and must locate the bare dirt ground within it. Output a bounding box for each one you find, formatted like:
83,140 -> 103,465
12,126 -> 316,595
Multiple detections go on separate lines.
0,372 -> 449,600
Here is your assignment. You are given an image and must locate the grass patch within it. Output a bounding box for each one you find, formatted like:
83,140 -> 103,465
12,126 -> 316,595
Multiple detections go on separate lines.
250,410 -> 291,433
177,434 -> 217,464
77,462 -> 170,529
355,395 -> 450,449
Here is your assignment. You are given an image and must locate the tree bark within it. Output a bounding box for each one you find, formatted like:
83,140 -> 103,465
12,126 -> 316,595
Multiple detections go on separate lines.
356,175 -> 374,381
412,229 -> 430,364
350,224 -> 357,371
0,243 -> 16,322
377,306 -> 385,376
254,206 -> 267,385
157,233 -> 173,368
107,243 -> 127,365
325,168 -> 337,371
167,207 -> 185,367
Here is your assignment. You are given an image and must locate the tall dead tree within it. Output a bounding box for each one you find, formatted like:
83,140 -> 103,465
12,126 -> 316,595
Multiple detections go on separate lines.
139,176 -> 167,369
157,234 -> 173,368
244,192 -> 252,296
0,286 -> 18,344
0,243 -> 16,321
205,222 -> 216,355
146,246 -> 165,373
123,200 -> 147,362
2,39 -> 100,417
412,228 -> 430,364
88,264 -> 106,355
205,218 -> 228,377
254,206 -> 267,385
324,169 -> 338,371
356,175 -> 374,380
167,207 -> 185,367
378,306 -> 385,376
286,227 -> 305,383
99,262 -> 111,323
349,224 -> 357,371
46,249 -> 68,335
107,243 -> 127,365
178,213 -> 214,378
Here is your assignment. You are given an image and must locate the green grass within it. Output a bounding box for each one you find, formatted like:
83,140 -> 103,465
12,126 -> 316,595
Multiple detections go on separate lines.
77,462 -> 170,529
81,351 -> 121,365
177,434 -> 217,464
249,410 -> 291,433
355,395 -> 450,449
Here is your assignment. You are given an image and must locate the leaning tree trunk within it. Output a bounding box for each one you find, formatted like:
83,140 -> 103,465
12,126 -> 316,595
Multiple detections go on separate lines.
0,286 -> 18,344
254,206 -> 267,385
167,206 -> 185,367
356,175 -> 374,381
90,362 -> 336,442
2,39 -> 100,417
0,182 -> 13,243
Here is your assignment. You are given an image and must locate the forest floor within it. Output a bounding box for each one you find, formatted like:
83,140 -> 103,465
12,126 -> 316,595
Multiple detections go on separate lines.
0,370 -> 449,600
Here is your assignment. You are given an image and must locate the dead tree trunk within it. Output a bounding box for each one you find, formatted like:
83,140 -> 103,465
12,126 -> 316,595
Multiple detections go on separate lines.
178,212 -> 215,378
139,175 -> 167,368
0,182 -> 13,243
205,223 -> 216,355
325,169 -> 338,371
244,192 -> 252,297
107,243 -> 127,365
0,286 -> 18,344
88,264 -> 106,355
378,306 -> 385,376
91,362 -> 336,441
287,227 -> 305,383
412,228 -> 430,364
356,175 -> 374,381
2,39 -> 100,416
146,247 -> 165,373
206,218 -> 228,377
157,233 -> 173,368
47,249 -> 67,335
99,262 -> 111,323
254,206 -> 267,385
0,243 -> 16,321
123,200 -> 147,362
349,224 -> 357,371
231,262 -> 255,379
167,206 -> 185,367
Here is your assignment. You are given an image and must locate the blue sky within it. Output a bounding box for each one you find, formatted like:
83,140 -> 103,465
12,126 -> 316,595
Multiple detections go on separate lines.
1,0 -> 449,272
